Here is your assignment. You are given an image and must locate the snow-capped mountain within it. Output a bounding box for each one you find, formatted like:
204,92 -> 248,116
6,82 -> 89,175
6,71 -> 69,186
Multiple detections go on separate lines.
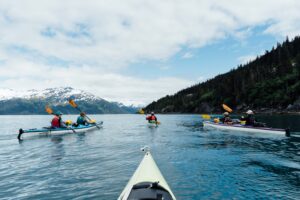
0,87 -> 138,114
0,87 -> 100,102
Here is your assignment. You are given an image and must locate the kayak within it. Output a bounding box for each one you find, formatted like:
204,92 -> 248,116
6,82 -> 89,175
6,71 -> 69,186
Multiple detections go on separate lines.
18,122 -> 103,140
148,120 -> 159,127
203,121 -> 290,136
118,149 -> 176,200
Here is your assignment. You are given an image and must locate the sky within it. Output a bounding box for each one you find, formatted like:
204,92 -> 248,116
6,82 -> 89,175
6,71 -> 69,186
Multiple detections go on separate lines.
0,0 -> 300,106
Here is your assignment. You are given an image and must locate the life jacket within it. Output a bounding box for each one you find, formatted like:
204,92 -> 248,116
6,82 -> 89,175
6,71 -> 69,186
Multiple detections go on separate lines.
51,116 -> 60,128
77,116 -> 87,125
146,115 -> 157,121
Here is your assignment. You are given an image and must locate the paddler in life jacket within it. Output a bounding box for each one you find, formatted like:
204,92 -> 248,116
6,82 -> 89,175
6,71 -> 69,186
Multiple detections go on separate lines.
241,110 -> 266,127
51,111 -> 67,128
76,112 -> 89,126
146,112 -> 157,123
220,112 -> 233,125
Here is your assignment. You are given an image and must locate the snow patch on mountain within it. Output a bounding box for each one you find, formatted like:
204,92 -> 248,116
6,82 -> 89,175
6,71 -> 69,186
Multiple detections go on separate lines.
0,87 -> 102,102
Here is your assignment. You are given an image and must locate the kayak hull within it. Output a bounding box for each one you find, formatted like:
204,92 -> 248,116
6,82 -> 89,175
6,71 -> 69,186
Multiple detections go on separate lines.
18,122 -> 103,140
148,123 -> 158,128
203,121 -> 289,136
148,120 -> 159,127
118,151 -> 176,200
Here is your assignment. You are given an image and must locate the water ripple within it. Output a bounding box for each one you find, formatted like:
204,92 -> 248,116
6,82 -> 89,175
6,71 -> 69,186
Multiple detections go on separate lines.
0,114 -> 299,199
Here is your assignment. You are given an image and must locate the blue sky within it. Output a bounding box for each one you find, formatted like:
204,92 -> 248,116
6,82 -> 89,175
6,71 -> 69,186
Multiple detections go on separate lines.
124,25 -> 282,81
0,0 -> 299,105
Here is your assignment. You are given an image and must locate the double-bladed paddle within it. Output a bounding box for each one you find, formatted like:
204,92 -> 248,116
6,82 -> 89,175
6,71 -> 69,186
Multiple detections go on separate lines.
68,99 -> 101,129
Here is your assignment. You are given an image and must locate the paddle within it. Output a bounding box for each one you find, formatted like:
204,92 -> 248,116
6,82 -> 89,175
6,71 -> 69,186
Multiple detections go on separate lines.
201,104 -> 233,121
222,104 -> 233,113
221,104 -> 244,124
68,99 -> 101,129
201,114 -> 211,120
154,120 -> 161,125
45,106 -> 76,133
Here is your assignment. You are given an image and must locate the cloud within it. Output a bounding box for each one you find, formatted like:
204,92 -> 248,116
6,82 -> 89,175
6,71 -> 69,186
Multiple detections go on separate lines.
237,55 -> 257,65
0,57 -> 192,105
197,76 -> 206,83
0,0 -> 300,105
182,52 -> 194,59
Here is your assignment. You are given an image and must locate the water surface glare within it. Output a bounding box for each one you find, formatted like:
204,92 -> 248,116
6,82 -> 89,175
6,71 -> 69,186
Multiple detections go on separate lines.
0,114 -> 299,199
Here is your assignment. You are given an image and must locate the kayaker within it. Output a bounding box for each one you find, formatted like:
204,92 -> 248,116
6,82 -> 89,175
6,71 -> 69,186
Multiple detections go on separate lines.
76,112 -> 89,126
241,110 -> 266,127
51,111 -> 67,128
146,112 -> 157,123
220,112 -> 233,125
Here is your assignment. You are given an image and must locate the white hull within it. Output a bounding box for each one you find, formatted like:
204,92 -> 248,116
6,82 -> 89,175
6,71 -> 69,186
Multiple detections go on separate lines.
203,121 -> 287,136
19,122 -> 103,139
148,123 -> 158,128
118,151 -> 176,200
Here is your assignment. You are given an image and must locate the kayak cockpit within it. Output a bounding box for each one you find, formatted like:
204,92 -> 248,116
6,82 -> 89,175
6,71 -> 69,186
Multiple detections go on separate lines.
127,181 -> 174,200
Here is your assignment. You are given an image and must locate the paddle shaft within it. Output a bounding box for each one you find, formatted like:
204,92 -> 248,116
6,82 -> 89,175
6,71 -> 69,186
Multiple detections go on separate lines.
73,106 -> 101,129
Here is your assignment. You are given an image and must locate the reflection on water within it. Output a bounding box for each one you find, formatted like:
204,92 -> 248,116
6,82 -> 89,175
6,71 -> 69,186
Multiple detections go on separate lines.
50,136 -> 65,161
0,114 -> 299,199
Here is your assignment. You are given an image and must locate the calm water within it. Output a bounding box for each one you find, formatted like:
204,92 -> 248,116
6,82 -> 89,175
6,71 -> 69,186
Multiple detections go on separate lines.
0,114 -> 299,200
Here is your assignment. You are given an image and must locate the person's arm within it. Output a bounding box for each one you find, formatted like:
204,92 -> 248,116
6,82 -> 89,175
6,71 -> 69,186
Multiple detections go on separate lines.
59,118 -> 67,128
84,117 -> 89,124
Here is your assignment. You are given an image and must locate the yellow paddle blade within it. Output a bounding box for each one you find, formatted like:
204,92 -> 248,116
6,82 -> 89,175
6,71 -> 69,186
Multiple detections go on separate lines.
156,121 -> 161,125
89,119 -> 96,124
138,109 -> 145,114
201,114 -> 211,120
69,99 -> 77,108
45,106 -> 53,114
222,104 -> 233,113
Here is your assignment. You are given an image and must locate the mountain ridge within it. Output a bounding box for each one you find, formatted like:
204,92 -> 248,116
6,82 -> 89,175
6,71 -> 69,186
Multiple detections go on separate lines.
0,87 -> 138,114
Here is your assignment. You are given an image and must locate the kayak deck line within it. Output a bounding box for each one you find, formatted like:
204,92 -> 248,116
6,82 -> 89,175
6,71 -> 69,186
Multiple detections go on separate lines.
17,122 -> 103,140
118,148 -> 176,200
203,121 -> 290,137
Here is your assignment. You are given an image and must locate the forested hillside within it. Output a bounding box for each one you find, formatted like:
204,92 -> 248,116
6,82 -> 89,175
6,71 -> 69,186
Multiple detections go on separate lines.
145,36 -> 300,113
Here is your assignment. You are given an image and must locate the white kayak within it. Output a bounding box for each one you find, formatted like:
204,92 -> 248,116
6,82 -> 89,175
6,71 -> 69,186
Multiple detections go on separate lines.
203,121 -> 290,136
18,122 -> 103,140
118,149 -> 176,200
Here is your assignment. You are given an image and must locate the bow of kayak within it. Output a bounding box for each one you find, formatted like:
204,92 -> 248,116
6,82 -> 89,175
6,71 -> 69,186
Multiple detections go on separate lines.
118,149 -> 176,200
203,121 -> 290,137
18,122 -> 103,140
